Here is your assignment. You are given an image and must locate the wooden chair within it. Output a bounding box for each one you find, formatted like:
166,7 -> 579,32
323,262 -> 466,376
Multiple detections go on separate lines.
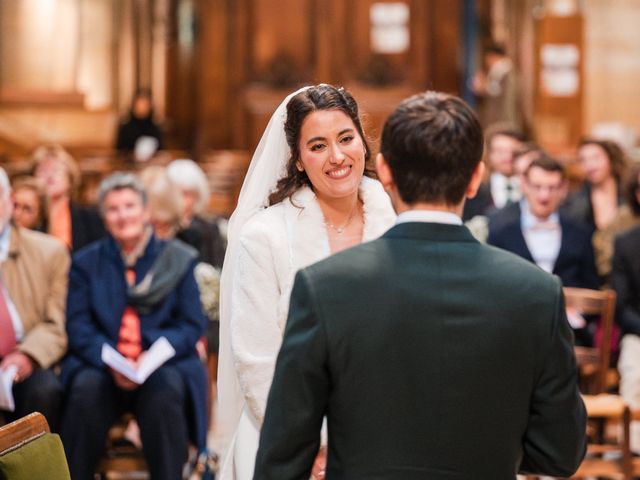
571,394 -> 632,479
0,411 -> 71,480
564,287 -> 617,394
629,408 -> 640,478
95,415 -> 149,480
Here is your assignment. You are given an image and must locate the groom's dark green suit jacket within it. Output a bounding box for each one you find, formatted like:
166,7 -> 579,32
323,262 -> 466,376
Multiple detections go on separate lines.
254,222 -> 587,480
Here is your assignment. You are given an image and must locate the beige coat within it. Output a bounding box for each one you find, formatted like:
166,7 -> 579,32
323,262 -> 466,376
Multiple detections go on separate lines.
1,226 -> 70,368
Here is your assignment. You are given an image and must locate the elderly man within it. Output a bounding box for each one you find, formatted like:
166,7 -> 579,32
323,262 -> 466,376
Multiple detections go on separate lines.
0,167 -> 70,430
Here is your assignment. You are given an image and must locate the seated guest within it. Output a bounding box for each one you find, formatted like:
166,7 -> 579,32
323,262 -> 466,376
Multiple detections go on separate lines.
139,165 -> 184,240
166,159 -> 226,268
60,173 -> 208,480
462,126 -> 527,221
139,165 -> 219,355
613,176 -> 640,453
593,164 -> 640,286
31,144 -> 106,251
563,137 -> 628,235
11,176 -> 48,231
116,89 -> 163,162
488,156 -> 599,345
513,142 -> 544,179
0,167 -> 70,431
465,143 -> 544,243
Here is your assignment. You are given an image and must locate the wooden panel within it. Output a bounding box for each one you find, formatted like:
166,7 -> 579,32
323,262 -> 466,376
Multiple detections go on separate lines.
0,0 -> 79,91
165,0 -> 464,154
192,0 -> 232,152
249,0 -> 314,84
584,0 -> 640,138
534,15 -> 583,152
243,86 -> 297,151
0,107 -> 119,151
345,0 -> 412,86
430,0 -> 462,93
347,84 -> 418,150
165,0 -> 197,150
0,89 -> 84,106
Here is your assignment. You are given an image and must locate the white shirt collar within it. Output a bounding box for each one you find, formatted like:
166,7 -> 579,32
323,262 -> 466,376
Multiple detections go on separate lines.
396,210 -> 462,226
490,172 -> 520,209
520,199 -> 560,230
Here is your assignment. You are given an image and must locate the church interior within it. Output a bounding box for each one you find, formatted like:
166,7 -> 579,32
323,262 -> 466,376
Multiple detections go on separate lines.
2,0 -> 638,215
1,0 -> 640,479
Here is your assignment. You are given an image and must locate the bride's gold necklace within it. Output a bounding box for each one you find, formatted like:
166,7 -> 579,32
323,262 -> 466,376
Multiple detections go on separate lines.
324,205 -> 360,234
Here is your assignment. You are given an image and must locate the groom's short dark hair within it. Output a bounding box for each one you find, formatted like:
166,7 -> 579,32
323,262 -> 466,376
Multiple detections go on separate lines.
380,91 -> 484,205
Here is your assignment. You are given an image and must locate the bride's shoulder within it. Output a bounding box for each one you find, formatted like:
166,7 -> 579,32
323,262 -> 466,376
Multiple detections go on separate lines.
239,202 -> 287,243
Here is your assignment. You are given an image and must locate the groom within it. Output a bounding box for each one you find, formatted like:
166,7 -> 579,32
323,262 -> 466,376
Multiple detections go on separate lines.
254,92 -> 587,479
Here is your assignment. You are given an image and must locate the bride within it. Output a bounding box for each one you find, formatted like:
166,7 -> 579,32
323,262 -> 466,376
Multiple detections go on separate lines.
216,84 -> 396,479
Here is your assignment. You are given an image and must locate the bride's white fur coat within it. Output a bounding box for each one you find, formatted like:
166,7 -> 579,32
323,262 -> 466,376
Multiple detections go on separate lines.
219,176 -> 396,479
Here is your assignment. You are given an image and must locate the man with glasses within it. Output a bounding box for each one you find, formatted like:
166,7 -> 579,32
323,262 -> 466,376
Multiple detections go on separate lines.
488,156 -> 599,345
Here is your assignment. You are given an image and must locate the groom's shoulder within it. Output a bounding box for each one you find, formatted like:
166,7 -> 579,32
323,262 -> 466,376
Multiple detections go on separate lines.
303,236 -> 386,280
303,231 -> 560,294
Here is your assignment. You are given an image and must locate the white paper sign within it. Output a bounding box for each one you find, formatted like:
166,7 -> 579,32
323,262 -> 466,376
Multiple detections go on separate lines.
370,3 -> 410,54
542,68 -> 579,96
541,44 -> 579,68
101,337 -> 176,385
0,365 -> 17,412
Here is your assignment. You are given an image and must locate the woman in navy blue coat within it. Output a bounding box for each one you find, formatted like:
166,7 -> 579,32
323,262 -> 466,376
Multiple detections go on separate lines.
60,172 -> 207,480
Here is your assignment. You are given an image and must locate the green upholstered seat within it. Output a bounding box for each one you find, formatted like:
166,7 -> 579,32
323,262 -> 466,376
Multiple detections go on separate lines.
0,432 -> 70,480
0,413 -> 70,480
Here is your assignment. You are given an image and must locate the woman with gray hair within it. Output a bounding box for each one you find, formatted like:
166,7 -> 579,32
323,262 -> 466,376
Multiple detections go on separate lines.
60,172 -> 208,480
167,159 -> 226,268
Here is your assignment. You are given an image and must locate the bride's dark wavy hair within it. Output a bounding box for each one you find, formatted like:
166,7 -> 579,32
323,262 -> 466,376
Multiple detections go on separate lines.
268,84 -> 376,206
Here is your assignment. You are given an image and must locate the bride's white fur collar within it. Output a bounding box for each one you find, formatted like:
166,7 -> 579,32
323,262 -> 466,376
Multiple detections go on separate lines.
283,176 -> 395,272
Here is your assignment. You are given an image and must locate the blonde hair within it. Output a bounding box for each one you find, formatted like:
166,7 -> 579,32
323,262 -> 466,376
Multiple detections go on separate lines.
139,166 -> 183,233
30,144 -> 81,197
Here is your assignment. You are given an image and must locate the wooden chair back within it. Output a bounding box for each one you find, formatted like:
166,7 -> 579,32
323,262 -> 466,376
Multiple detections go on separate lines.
0,412 -> 49,455
571,394 -> 632,479
564,287 -> 617,394
0,411 -> 71,480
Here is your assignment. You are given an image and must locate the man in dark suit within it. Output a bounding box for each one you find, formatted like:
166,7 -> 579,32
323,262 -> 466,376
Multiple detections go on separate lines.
255,92 -> 587,479
487,156 -> 599,345
462,127 -> 526,221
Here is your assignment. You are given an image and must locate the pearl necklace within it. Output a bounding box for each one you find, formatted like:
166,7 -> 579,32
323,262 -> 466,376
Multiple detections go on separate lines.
324,206 -> 359,234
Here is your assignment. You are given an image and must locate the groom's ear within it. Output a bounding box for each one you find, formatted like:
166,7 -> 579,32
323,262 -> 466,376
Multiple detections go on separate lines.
465,161 -> 485,199
375,153 -> 394,192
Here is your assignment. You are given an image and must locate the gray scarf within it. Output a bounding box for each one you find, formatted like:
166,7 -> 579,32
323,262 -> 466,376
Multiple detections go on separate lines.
127,239 -> 198,315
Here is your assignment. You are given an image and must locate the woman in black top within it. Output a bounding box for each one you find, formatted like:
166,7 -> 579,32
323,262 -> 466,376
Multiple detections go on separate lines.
116,89 -> 163,161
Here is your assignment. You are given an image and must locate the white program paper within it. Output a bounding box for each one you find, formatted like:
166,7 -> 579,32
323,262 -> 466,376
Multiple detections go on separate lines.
101,337 -> 176,384
0,365 -> 17,411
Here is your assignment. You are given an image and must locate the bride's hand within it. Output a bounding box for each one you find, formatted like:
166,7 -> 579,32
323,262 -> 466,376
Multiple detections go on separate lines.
311,446 -> 327,479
